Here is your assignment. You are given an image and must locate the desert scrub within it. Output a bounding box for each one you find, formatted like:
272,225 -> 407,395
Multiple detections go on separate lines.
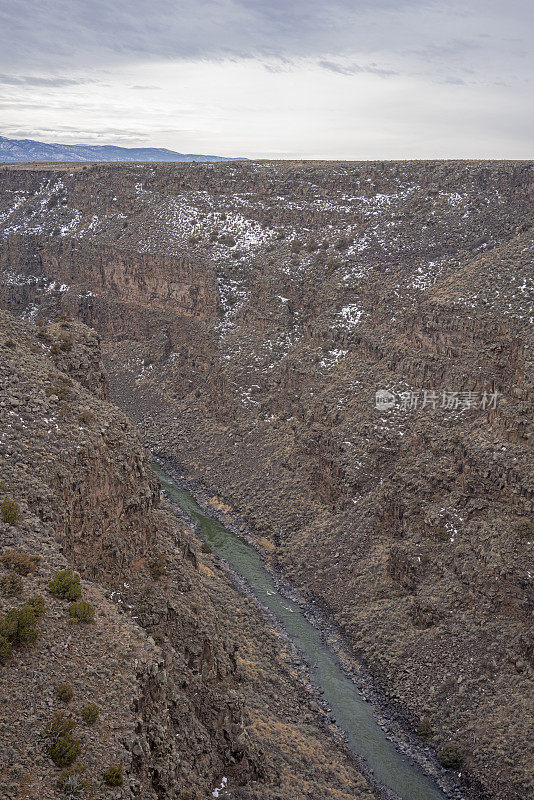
27,595 -> 46,617
437,742 -> 463,769
44,712 -> 81,768
1,498 -> 22,525
0,549 -> 40,575
416,717 -> 433,739
0,633 -> 12,664
1,572 -> 23,597
69,601 -> 95,624
50,734 -> 81,768
516,518 -> 533,539
80,703 -> 99,725
78,410 -> 95,425
0,604 -> 39,645
149,553 -> 167,580
59,338 -> 73,352
56,683 -> 74,702
44,711 -> 76,740
102,765 -> 123,787
57,764 -> 87,796
48,569 -> 82,601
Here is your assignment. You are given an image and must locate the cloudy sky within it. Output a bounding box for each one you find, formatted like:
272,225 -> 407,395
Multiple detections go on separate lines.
0,1 -> 532,158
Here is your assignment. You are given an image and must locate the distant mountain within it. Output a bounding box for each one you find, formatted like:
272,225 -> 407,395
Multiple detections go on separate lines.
0,135 -> 241,163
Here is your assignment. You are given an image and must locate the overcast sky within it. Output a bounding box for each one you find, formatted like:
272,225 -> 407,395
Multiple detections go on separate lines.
0,0 -> 532,158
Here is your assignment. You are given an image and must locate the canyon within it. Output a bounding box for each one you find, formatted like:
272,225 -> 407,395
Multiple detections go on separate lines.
0,160 -> 532,800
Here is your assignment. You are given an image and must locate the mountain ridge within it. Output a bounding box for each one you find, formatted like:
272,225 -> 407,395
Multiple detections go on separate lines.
0,135 -> 242,163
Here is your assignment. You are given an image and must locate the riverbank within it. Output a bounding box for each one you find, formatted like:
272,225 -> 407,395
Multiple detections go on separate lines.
154,454 -> 481,800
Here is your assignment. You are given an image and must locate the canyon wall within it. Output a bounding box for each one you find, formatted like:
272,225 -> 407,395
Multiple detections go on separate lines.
0,160 -> 532,800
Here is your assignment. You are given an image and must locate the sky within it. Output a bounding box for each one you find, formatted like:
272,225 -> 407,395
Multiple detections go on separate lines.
0,0 -> 532,159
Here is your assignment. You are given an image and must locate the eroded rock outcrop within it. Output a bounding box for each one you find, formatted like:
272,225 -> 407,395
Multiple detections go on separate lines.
0,309 -> 374,800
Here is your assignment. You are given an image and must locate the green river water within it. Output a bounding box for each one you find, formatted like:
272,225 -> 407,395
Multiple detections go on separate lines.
156,466 -> 452,800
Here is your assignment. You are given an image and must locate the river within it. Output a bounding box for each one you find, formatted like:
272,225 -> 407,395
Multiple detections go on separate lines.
155,465 -> 454,800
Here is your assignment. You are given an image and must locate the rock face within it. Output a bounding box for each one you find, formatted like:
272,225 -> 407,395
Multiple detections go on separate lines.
0,160 -> 532,800
0,309 -> 374,800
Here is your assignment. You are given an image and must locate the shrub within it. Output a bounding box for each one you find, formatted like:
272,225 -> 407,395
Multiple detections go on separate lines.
102,765 -> 123,787
81,703 -> 99,725
149,553 -> 167,580
0,549 -> 40,575
57,764 -> 87,796
1,498 -> 22,525
200,541 -> 212,554
59,338 -> 73,352
416,717 -> 433,739
290,240 -> 301,253
0,633 -> 12,664
516,518 -> 533,539
48,570 -> 82,601
50,734 -> 81,768
0,604 -> 38,645
334,235 -> 350,250
69,601 -> 95,624
1,572 -> 23,597
44,711 -> 77,741
78,410 -> 95,425
27,595 -> 46,617
56,683 -> 74,702
438,743 -> 463,769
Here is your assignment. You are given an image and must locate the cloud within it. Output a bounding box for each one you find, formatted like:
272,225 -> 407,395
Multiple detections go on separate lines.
0,74 -> 83,87
0,0 -> 532,158
318,60 -> 397,77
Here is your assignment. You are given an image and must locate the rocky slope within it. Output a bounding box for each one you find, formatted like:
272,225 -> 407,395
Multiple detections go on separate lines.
0,160 -> 532,800
0,308 -> 375,800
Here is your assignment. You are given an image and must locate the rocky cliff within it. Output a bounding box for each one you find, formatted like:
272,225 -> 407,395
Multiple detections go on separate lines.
0,160 -> 532,800
0,309 -> 375,800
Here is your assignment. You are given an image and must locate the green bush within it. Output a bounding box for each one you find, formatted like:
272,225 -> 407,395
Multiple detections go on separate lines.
1,572 -> 23,597
69,601 -> 95,624
1,498 -> 22,525
200,541 -> 212,554
48,570 -> 82,601
0,633 -> 12,664
81,703 -> 99,725
44,711 -> 76,741
102,765 -> 123,787
56,683 -> 74,702
57,764 -> 87,796
0,604 -> 38,645
50,734 -> 81,768
27,595 -> 46,617
438,742 -> 463,769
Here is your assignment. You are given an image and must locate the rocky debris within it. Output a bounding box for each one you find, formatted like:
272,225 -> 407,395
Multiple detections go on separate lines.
0,309 -> 376,800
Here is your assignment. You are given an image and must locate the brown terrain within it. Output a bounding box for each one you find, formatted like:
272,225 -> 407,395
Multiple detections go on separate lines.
0,160 -> 532,800
0,308 -> 375,800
